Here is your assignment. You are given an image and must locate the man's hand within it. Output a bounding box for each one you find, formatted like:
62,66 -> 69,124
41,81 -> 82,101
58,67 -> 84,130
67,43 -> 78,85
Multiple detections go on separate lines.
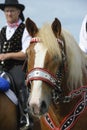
0,53 -> 10,61
0,51 -> 26,61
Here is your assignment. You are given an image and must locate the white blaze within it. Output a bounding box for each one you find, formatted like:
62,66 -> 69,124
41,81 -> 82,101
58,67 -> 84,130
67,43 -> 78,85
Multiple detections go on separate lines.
29,43 -> 47,105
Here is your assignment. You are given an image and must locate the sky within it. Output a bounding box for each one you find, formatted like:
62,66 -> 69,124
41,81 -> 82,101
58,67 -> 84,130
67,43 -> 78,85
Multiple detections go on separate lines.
0,0 -> 87,43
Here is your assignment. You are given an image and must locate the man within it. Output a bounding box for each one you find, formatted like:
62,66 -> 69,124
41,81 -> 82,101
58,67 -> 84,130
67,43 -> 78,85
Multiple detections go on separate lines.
79,15 -> 87,53
0,0 -> 32,129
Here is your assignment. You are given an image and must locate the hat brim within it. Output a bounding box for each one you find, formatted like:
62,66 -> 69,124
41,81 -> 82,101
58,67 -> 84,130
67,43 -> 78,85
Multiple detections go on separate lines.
0,4 -> 25,11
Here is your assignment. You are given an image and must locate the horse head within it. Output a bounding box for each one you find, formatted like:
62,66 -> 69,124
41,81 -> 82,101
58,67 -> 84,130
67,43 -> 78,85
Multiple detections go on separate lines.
26,18 -> 87,117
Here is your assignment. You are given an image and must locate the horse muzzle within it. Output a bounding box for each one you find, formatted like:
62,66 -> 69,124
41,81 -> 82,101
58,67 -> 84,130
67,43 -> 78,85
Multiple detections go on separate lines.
29,99 -> 48,116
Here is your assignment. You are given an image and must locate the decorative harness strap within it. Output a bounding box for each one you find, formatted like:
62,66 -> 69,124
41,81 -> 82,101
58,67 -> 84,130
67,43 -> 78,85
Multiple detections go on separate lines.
43,88 -> 87,130
60,91 -> 87,130
43,113 -> 59,130
27,67 -> 59,87
30,37 -> 41,43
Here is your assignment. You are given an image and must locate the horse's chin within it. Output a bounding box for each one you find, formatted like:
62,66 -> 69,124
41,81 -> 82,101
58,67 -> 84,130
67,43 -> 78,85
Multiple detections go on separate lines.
31,112 -> 45,118
31,108 -> 49,118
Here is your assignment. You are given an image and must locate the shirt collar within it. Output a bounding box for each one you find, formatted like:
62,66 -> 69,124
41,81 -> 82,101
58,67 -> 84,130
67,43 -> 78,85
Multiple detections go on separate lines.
6,19 -> 22,28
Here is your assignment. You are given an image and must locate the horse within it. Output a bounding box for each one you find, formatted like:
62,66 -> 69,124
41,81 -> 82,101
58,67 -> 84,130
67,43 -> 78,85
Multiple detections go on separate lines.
0,93 -> 18,130
25,17 -> 87,130
0,71 -> 18,130
0,70 -> 42,130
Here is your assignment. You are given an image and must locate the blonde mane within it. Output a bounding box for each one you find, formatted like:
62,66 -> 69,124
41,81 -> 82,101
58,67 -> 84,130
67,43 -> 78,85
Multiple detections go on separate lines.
62,30 -> 87,90
37,23 -> 87,90
38,24 -> 62,61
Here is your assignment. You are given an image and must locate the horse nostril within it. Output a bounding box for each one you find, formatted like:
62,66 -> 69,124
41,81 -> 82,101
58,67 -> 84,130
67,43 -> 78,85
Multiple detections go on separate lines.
40,100 -> 47,114
31,104 -> 40,115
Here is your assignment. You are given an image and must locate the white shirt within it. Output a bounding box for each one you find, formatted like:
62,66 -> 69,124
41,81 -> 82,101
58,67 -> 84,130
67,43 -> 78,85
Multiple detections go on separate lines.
79,15 -> 87,53
6,19 -> 32,53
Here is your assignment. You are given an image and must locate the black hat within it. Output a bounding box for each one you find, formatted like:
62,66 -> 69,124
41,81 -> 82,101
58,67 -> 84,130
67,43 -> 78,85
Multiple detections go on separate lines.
0,0 -> 25,11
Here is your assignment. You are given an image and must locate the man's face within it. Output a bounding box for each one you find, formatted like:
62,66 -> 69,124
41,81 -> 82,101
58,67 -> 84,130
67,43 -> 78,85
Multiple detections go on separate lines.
4,6 -> 21,23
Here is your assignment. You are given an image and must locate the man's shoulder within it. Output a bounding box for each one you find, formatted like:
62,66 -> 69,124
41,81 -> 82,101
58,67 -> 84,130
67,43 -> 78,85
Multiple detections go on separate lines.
0,26 -> 6,37
1,26 -> 7,32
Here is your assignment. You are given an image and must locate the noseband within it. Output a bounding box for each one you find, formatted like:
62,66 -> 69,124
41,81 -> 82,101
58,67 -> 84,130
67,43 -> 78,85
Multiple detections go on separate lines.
26,37 -> 67,104
27,67 -> 61,88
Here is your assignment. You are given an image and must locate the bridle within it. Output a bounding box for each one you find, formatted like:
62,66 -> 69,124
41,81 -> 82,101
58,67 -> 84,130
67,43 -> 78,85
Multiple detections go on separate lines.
26,37 -> 87,104
26,37 -> 67,104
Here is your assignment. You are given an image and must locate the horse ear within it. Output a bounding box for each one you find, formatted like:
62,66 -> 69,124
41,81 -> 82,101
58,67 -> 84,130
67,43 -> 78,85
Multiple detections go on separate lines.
25,17 -> 38,37
51,18 -> 61,38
